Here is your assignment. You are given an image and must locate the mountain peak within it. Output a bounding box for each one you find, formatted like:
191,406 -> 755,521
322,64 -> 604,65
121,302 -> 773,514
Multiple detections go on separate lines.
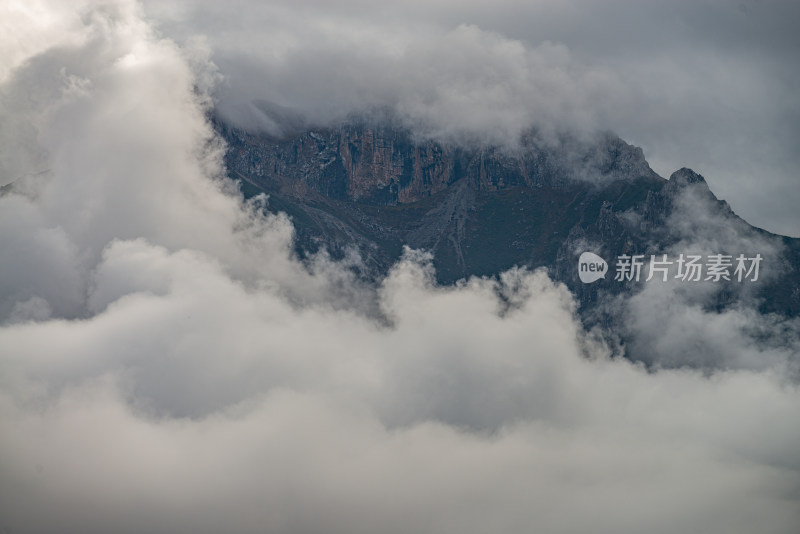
669,167 -> 707,186
217,118 -> 800,318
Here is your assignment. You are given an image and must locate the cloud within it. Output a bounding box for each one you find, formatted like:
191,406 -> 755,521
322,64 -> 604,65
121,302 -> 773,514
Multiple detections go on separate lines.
600,178 -> 800,374
2,245 -> 799,534
141,0 -> 800,236
0,2 -> 799,533
157,2 -> 627,147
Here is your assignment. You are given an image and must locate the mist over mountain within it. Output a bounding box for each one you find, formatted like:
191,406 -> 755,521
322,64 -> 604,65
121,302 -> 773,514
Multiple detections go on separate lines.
217,111 -> 800,372
154,0 -> 800,237
1,2 -> 799,534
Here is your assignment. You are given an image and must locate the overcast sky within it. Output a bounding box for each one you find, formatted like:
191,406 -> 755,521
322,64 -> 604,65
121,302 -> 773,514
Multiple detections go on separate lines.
1,2 -> 799,533
139,0 -> 800,237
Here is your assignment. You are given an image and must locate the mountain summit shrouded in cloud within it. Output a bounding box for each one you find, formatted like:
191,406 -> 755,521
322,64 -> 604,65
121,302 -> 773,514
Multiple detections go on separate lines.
142,0 -> 800,237
218,116 -> 800,372
1,1 -> 799,534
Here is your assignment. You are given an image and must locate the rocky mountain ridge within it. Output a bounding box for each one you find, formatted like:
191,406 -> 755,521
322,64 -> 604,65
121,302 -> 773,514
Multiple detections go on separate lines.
217,116 -> 800,320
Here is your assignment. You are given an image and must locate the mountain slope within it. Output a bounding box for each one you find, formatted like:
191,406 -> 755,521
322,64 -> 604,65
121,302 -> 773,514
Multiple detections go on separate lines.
217,117 -> 800,320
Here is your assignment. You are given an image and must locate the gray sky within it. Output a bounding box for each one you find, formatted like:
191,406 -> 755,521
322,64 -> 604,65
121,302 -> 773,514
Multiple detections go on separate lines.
144,0 -> 800,236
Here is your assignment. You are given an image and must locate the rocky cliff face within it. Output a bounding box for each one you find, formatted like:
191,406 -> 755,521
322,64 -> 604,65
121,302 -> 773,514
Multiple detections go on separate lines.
221,120 -> 660,205
217,118 -> 800,320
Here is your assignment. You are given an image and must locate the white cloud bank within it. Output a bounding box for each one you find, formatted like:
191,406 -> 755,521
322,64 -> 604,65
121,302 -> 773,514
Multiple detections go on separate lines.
0,2 -> 799,533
